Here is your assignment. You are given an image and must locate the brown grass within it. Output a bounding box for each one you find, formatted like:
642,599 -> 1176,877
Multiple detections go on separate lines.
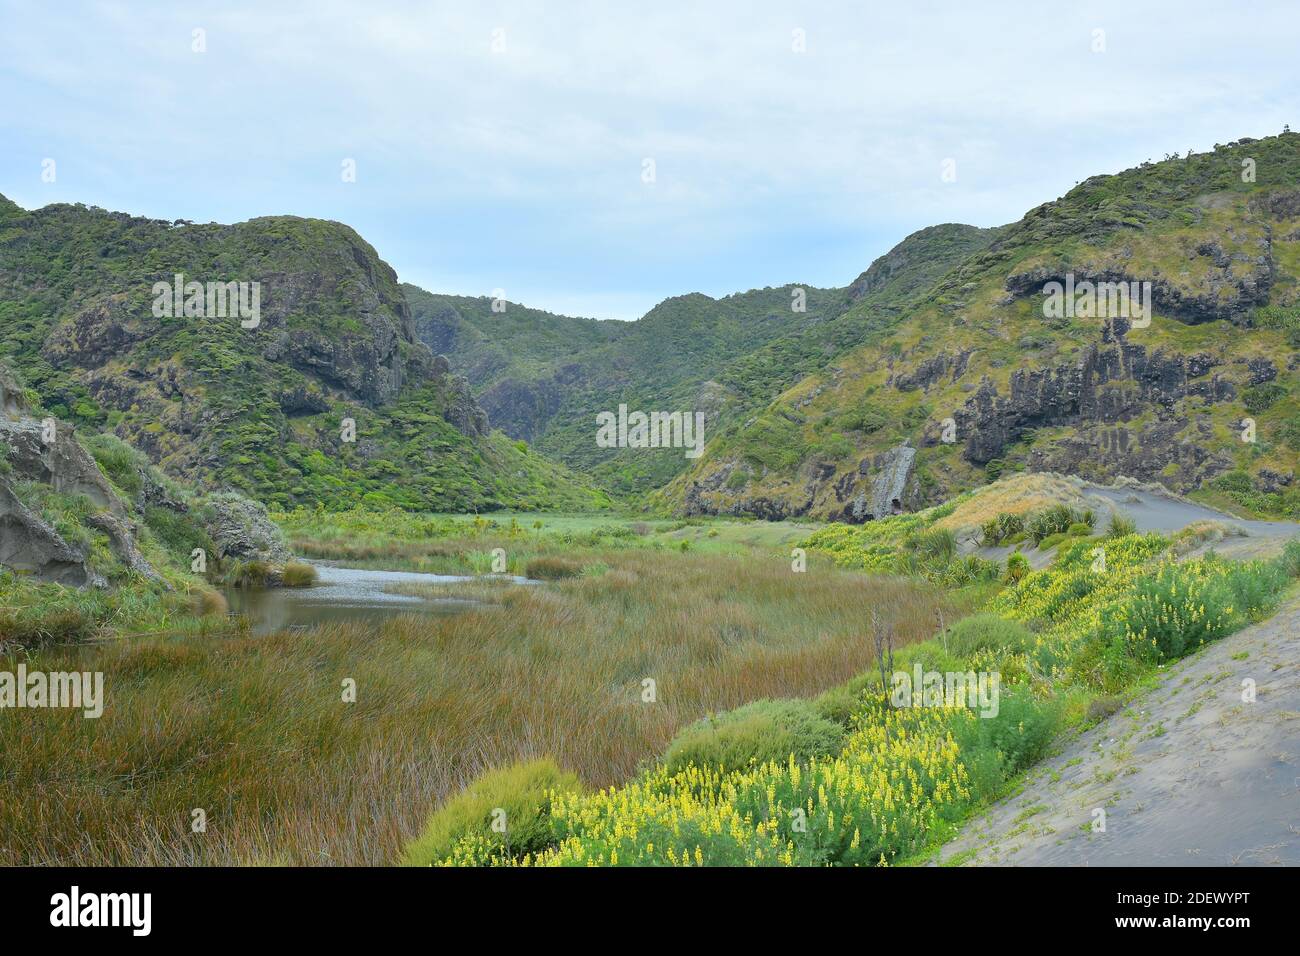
0,548 -> 952,866
280,560 -> 319,588
934,473 -> 1112,538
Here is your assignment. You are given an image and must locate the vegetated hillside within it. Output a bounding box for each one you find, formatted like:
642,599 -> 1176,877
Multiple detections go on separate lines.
407,283 -> 850,495
0,196 -> 610,512
662,132 -> 1300,521
405,223 -> 997,497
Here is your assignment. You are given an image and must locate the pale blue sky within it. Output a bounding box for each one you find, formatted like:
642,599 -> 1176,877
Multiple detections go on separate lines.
2,1 -> 1296,319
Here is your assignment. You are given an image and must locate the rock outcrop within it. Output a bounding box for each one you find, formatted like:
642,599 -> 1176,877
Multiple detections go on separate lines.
0,363 -> 162,586
844,444 -> 918,522
951,319 -> 1241,489
202,492 -> 292,564
0,482 -> 107,588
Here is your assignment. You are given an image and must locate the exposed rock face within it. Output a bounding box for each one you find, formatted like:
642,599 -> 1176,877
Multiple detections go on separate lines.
203,492 -> 292,564
681,459 -> 814,520
1005,251 -> 1273,325
0,364 -> 28,418
441,374 -> 490,438
0,365 -> 161,586
0,482 -> 106,588
893,352 -> 972,393
0,418 -> 126,517
952,321 -> 1239,489
86,511 -> 162,583
845,445 -> 918,522
477,376 -> 567,444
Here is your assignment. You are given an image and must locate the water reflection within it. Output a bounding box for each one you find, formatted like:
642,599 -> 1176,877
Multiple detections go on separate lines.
222,562 -> 531,635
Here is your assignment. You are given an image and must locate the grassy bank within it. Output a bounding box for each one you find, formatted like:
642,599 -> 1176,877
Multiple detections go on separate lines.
274,507 -> 822,573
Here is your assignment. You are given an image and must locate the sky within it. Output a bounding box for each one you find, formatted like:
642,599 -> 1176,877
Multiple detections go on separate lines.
1,1 -> 1297,320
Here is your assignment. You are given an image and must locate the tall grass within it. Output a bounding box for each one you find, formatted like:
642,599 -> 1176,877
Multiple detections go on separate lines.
0,548 -> 953,865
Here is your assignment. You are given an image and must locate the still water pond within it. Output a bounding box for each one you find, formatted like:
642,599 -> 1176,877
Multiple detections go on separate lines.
223,562 -> 531,635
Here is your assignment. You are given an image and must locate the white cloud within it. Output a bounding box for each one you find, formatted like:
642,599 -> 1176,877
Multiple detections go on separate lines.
0,0 -> 1295,318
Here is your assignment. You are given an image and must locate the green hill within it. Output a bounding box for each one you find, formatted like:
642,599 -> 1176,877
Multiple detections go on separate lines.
0,199 -> 610,512
663,132 -> 1300,521
405,223 -> 997,497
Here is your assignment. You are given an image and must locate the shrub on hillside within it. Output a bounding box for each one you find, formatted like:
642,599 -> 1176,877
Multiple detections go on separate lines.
1277,538 -> 1300,577
1103,562 -> 1238,662
945,612 -> 1033,657
913,527 -> 957,563
1026,505 -> 1094,544
401,758 -> 582,866
1002,551 -> 1029,584
981,512 -> 1024,546
1242,382 -> 1286,414
663,698 -> 845,775
951,686 -> 1059,789
1037,532 -> 1068,551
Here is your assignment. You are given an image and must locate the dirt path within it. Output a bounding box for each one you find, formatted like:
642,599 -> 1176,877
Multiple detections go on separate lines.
938,595 -> 1300,866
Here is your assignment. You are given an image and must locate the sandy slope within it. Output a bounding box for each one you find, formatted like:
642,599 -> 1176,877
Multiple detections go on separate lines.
938,595 -> 1300,866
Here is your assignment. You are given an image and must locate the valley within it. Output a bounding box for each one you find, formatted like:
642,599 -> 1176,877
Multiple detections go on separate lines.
2,135 -> 1299,868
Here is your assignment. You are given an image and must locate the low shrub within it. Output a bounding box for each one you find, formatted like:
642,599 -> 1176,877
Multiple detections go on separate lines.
1003,551 -> 1029,584
401,758 -> 583,866
913,528 -> 957,563
1277,538 -> 1300,577
226,560 -> 270,588
1086,695 -> 1124,723
1066,522 -> 1092,537
1026,505 -> 1093,544
1242,382 -> 1286,414
1103,562 -> 1238,662
1037,532 -> 1068,551
280,561 -> 318,588
1106,511 -> 1137,537
981,512 -> 1024,547
944,613 -> 1033,657
663,698 -> 846,775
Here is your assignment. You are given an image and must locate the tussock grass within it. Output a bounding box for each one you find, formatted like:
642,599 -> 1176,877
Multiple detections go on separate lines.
280,560 -> 319,588
0,547 -> 952,865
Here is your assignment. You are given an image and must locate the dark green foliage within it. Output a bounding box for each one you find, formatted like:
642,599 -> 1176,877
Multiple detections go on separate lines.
1026,505 -> 1094,544
949,688 -> 1060,799
1243,382 -> 1286,414
981,512 -> 1024,546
